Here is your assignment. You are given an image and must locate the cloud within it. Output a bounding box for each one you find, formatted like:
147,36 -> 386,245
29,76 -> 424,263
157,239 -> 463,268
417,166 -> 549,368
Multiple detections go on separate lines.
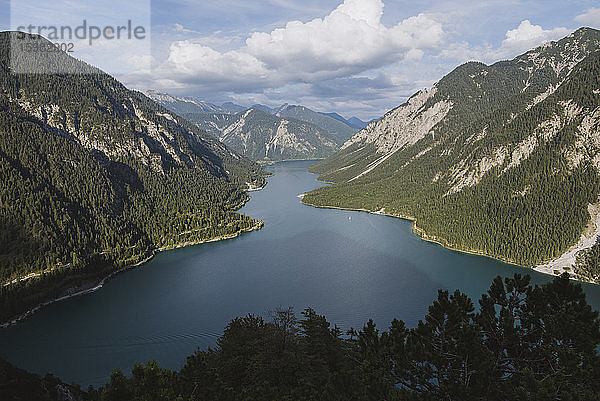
226,74 -> 412,120
575,8 -> 600,27
498,20 -> 570,56
167,42 -> 269,82
157,0 -> 444,91
265,0 -> 329,14
440,20 -> 571,64
174,23 -> 199,34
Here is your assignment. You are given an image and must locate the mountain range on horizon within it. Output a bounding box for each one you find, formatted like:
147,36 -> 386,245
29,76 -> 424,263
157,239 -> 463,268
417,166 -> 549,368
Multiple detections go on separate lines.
144,90 -> 370,130
146,90 -> 363,162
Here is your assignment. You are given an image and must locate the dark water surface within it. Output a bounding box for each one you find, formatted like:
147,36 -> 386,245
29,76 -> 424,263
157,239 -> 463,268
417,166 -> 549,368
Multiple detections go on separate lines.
2,160 -> 600,387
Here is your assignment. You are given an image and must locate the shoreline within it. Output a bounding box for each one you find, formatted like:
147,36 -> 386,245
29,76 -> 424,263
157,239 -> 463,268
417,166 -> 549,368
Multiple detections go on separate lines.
535,203 -> 600,281
300,198 -> 597,284
257,157 -> 325,167
0,252 -> 155,328
0,223 -> 263,328
301,171 -> 597,284
1,183 -> 268,328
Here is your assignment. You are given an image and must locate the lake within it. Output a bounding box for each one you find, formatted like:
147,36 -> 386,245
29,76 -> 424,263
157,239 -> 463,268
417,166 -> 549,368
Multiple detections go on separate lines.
2,160 -> 600,387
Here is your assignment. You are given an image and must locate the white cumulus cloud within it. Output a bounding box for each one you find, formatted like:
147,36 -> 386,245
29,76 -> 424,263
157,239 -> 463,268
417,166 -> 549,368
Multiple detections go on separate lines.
440,20 -> 571,64
498,20 -> 570,56
575,8 -> 600,28
160,0 -> 444,90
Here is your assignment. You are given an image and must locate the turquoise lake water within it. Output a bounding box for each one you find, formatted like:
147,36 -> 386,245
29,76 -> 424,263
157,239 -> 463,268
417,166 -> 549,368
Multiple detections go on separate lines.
2,160 -> 599,387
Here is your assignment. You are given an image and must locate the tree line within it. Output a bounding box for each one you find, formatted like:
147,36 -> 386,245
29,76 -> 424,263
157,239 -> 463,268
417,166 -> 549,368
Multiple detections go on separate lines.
2,273 -> 599,400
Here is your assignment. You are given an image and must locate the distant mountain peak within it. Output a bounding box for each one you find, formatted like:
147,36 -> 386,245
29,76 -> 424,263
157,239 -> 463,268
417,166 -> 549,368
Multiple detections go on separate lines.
145,90 -> 233,115
319,112 -> 369,130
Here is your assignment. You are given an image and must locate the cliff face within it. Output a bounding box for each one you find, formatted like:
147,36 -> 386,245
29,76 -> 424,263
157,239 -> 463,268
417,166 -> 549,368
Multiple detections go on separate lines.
277,105 -> 357,143
217,108 -> 341,162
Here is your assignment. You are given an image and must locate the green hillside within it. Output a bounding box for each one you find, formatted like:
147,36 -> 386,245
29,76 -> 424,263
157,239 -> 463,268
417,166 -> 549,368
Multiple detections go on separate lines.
0,32 -> 266,322
304,28 -> 600,280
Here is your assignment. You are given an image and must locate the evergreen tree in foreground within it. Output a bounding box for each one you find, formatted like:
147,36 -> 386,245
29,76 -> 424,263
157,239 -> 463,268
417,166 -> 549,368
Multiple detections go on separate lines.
2,273 -> 599,400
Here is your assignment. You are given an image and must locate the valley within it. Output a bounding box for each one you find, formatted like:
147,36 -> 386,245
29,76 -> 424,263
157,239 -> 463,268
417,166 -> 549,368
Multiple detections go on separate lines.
147,90 -> 362,163
5,160 -> 600,389
2,1 -> 600,397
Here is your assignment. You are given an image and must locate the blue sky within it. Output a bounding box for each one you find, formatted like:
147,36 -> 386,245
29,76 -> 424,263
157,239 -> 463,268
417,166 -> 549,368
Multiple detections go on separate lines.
2,0 -> 600,119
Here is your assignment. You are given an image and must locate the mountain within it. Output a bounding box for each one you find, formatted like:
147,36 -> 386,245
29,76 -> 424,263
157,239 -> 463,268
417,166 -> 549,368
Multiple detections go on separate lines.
248,103 -> 283,114
220,101 -> 247,114
145,90 -> 231,115
248,104 -> 274,114
320,112 -> 369,130
145,92 -> 367,144
146,90 -> 237,138
348,117 -> 371,129
149,92 -> 344,162
148,93 -> 355,158
184,112 -> 236,138
304,27 -> 600,282
215,108 -> 341,162
278,106 -> 357,142
0,32 -> 266,322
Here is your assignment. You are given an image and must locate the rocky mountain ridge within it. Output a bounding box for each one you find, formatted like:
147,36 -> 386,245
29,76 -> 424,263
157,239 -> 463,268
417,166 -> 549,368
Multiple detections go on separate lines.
305,27 -> 600,282
147,91 -> 352,162
218,108 -> 341,162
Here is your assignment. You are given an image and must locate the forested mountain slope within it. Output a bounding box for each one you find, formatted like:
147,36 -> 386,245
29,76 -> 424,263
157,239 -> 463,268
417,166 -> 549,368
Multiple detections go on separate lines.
304,27 -> 600,281
0,32 -> 266,322
276,105 -> 357,143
